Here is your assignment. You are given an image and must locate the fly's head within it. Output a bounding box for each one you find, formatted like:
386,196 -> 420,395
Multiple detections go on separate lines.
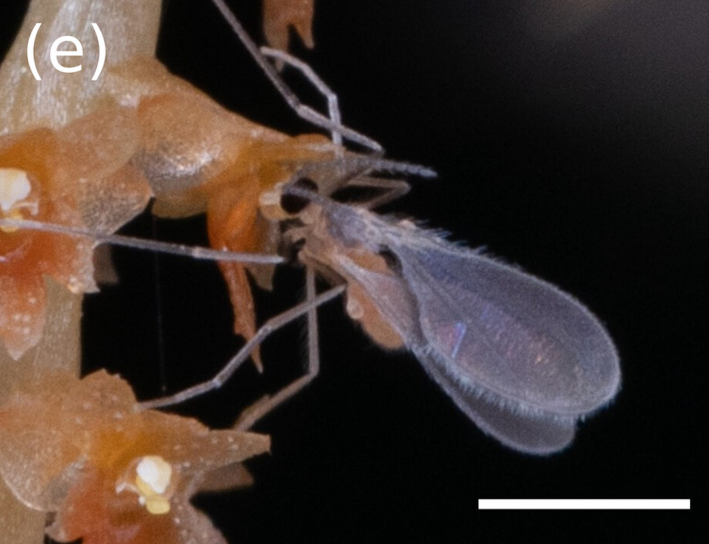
259,171 -> 381,262
260,173 -> 414,350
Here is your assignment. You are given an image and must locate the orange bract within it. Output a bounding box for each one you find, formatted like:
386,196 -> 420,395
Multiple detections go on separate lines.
0,369 -> 269,544
200,133 -> 337,351
263,0 -> 315,51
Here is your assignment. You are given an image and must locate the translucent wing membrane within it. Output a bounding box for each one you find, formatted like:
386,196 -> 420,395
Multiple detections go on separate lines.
422,359 -> 577,453
389,232 -> 621,417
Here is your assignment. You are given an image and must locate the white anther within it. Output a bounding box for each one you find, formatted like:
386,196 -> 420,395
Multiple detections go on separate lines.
136,455 -> 172,495
0,168 -> 31,212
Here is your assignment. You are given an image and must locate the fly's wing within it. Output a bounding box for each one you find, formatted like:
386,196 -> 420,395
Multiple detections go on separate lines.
420,351 -> 576,453
386,226 -> 620,421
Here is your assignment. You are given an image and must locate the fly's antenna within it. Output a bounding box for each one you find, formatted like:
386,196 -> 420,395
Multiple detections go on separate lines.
0,218 -> 283,265
280,155 -> 436,209
210,0 -> 381,152
295,155 -> 437,180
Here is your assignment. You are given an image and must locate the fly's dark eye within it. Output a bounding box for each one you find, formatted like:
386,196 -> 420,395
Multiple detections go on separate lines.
281,177 -> 318,214
377,248 -> 401,274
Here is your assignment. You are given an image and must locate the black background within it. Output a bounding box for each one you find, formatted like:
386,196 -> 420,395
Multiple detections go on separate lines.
2,0 -> 707,542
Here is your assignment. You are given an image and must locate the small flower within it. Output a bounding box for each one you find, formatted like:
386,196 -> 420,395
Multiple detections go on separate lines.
0,106 -> 151,359
0,370 -> 269,544
0,128 -> 93,359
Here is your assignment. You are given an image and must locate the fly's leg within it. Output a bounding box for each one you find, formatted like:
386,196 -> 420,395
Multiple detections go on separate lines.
260,46 -> 344,148
235,267 -> 322,430
342,176 -> 412,209
0,217 -> 283,265
139,282 -> 345,410
210,0 -> 381,151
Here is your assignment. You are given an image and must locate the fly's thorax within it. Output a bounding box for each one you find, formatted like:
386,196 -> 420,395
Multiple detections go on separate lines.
287,200 -> 372,270
305,205 -> 421,350
314,200 -> 386,251
294,203 -> 344,278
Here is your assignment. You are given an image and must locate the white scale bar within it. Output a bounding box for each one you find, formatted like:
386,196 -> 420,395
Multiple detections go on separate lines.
478,499 -> 690,510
